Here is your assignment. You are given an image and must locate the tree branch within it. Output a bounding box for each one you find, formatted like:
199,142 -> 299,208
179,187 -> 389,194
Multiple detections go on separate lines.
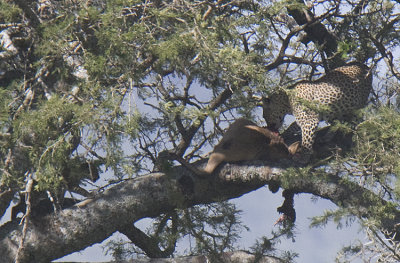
286,0 -> 338,60
0,188 -> 14,219
369,32 -> 400,81
175,87 -> 234,157
59,250 -> 282,263
118,221 -> 176,258
1,128 -> 399,262
12,0 -> 41,27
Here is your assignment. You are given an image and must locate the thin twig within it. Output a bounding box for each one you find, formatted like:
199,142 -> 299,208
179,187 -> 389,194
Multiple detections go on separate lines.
15,172 -> 33,263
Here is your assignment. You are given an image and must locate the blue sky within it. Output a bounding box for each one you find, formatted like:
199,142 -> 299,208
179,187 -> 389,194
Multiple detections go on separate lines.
4,2 -> 395,260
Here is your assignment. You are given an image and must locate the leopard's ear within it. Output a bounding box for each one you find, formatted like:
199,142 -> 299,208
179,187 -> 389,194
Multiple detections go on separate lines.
288,141 -> 300,155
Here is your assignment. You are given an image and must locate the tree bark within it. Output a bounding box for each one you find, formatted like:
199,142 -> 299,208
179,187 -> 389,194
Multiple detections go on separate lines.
57,250 -> 282,263
0,128 -> 399,262
286,0 -> 338,58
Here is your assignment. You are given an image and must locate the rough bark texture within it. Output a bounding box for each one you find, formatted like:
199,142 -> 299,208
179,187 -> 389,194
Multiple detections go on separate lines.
58,250 -> 281,263
287,3 -> 338,57
0,164 -> 278,262
0,128 -> 399,262
285,0 -> 343,68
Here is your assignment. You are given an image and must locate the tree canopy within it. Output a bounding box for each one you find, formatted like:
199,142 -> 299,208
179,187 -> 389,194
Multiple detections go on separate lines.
1,0 -> 400,262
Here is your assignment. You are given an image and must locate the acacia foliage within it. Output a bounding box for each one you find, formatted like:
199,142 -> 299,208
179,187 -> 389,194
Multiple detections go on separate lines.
0,0 -> 400,262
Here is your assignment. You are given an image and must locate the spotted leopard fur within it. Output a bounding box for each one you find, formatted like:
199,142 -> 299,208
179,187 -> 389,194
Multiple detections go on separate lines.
262,63 -> 373,162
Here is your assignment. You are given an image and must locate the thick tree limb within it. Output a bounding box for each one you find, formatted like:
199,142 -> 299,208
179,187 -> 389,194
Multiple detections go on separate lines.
58,250 -> 282,263
286,0 -> 338,60
0,162 -> 280,262
0,129 -> 399,262
1,160 -> 400,262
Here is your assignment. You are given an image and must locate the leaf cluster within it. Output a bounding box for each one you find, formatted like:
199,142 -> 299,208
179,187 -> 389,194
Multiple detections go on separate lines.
1,0 -> 400,261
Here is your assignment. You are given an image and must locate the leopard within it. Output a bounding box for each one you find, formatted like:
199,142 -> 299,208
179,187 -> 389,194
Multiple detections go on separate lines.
262,63 -> 373,163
